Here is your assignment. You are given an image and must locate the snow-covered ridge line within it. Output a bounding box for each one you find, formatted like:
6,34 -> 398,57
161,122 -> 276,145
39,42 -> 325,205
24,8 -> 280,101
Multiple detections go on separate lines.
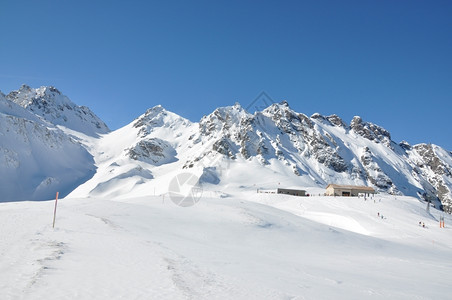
1,85 -> 452,213
6,84 -> 109,137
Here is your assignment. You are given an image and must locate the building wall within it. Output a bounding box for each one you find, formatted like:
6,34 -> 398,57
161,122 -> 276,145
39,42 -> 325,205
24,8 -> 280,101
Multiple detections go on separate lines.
277,188 -> 306,196
326,186 -> 335,196
326,186 -> 375,196
326,187 -> 350,196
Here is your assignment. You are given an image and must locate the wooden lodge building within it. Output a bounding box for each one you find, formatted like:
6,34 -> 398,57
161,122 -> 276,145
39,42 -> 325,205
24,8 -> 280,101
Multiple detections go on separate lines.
326,184 -> 375,197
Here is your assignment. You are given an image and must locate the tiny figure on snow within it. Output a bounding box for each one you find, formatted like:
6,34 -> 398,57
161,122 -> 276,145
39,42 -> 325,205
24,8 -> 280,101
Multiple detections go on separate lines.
422,223 -> 425,228
377,212 -> 380,217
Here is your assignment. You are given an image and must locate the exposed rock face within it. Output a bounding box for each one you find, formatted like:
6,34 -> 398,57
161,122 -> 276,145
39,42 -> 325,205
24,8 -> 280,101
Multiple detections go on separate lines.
311,113 -> 346,128
327,114 -> 347,128
134,105 -> 170,136
127,138 -> 177,166
126,105 -> 191,165
187,102 -> 350,175
350,116 -> 392,147
408,144 -> 452,213
360,147 -> 398,194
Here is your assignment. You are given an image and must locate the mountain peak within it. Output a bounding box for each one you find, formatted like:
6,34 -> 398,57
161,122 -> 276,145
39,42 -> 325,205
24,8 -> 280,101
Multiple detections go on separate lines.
399,140 -> 412,150
6,85 -> 109,136
133,105 -> 191,137
143,104 -> 165,116
262,100 -> 293,115
19,84 -> 32,91
351,115 -> 363,124
8,85 -> 69,108
327,114 -> 346,127
350,116 -> 391,146
280,100 -> 289,106
36,85 -> 62,96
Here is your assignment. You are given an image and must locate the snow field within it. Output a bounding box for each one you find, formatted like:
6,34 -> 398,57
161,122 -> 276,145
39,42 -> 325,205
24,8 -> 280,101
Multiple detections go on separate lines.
1,192 -> 452,299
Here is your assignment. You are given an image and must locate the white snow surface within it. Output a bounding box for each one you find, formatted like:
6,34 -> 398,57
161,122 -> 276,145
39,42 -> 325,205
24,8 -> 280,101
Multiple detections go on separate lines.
1,192 -> 451,299
0,94 -> 95,201
2,88 -> 452,298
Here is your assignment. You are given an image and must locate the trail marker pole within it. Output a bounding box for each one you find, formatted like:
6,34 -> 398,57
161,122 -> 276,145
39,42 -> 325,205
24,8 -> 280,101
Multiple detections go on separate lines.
52,192 -> 59,228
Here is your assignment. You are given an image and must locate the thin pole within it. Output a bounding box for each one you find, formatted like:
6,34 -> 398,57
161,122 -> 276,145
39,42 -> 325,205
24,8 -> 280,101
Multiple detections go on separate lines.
52,192 -> 59,228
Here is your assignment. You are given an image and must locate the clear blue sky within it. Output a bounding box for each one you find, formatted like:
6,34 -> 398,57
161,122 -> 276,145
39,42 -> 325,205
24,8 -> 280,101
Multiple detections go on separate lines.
1,0 -> 451,150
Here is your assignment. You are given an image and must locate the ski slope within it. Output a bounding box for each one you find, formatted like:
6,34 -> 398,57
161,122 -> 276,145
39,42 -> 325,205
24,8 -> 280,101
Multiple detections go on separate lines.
1,192 -> 451,299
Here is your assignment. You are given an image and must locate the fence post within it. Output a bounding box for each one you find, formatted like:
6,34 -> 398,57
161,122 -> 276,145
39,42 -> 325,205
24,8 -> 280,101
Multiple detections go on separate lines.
52,192 -> 59,228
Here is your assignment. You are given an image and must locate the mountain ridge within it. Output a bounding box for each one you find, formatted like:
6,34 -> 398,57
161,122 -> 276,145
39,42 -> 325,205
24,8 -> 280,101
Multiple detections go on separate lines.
6,84 -> 110,137
1,85 -> 451,213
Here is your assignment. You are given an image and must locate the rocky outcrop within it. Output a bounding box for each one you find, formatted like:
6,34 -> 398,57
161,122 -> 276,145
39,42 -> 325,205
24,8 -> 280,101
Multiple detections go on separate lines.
127,138 -> 177,166
350,116 -> 391,147
409,144 -> 452,213
360,147 -> 398,194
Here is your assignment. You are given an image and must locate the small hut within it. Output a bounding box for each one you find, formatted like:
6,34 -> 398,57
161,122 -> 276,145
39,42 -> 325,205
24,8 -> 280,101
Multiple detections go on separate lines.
276,188 -> 306,197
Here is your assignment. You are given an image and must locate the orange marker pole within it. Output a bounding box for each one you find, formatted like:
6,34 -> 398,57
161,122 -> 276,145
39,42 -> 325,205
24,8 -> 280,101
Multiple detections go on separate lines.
52,192 -> 59,228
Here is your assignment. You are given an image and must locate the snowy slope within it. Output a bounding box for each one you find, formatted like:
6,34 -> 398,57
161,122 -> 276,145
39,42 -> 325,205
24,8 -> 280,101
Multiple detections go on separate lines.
0,90 -> 96,201
68,101 -> 452,213
67,105 -> 199,199
1,193 -> 451,299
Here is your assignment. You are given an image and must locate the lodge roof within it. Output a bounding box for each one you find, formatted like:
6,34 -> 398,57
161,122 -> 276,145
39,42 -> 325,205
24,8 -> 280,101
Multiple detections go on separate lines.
326,184 -> 375,192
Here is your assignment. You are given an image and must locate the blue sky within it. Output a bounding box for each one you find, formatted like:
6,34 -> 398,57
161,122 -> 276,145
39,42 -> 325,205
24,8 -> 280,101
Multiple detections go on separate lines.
1,0 -> 451,149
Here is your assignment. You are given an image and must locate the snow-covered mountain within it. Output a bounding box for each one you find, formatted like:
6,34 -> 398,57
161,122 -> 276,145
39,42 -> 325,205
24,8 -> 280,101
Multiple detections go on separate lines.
69,100 -> 452,213
6,85 -> 109,137
0,87 -> 99,201
2,85 -> 452,213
